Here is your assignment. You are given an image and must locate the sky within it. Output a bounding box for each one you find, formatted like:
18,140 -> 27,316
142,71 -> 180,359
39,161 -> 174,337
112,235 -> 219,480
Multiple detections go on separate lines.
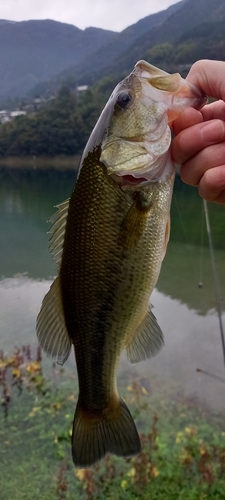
0,0 -> 183,32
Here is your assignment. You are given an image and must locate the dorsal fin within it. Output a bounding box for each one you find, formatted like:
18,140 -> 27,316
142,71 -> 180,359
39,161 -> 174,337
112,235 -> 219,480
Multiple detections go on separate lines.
48,199 -> 70,267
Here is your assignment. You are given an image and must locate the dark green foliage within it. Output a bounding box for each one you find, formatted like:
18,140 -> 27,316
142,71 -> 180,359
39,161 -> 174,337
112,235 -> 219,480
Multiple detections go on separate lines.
0,85 -> 107,157
147,19 -> 225,66
145,43 -> 173,64
0,69 -> 127,157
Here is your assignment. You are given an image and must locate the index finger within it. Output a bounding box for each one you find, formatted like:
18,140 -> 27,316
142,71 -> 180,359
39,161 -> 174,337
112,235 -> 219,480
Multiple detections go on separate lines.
171,119 -> 225,165
186,60 -> 225,101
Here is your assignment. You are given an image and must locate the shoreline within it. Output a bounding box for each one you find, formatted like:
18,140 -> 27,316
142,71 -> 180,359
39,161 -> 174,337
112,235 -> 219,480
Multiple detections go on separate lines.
0,155 -> 81,170
0,155 -> 181,174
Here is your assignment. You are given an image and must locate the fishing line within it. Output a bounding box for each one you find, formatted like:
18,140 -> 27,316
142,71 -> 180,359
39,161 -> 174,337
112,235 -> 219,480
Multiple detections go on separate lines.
198,202 -> 205,288
203,199 -> 225,367
196,368 -> 225,384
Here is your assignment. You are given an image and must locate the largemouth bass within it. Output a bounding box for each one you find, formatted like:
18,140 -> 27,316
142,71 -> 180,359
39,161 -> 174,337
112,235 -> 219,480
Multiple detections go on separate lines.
37,60 -> 206,468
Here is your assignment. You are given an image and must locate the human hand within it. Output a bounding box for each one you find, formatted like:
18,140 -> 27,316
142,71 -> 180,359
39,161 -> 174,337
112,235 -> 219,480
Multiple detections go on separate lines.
171,60 -> 225,204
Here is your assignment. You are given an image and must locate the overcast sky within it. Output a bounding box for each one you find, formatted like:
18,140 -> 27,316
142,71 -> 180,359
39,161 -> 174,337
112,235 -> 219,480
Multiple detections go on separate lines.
0,0 -> 183,32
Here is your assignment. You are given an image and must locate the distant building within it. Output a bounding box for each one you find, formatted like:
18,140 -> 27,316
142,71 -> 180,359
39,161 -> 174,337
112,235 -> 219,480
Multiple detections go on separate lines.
0,110 -> 27,123
10,111 -> 27,118
0,110 -> 10,123
77,85 -> 88,92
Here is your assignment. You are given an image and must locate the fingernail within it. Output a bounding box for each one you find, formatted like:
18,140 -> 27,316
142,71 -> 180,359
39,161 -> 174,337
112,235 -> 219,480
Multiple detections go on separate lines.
201,120 -> 225,142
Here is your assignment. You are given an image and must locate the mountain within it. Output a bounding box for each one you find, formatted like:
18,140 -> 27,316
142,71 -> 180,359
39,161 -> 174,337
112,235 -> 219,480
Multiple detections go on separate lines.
112,0 -> 225,70
0,1 -> 186,100
87,0 -> 225,82
0,19 -> 116,99
29,0 -> 187,97
28,0 -> 225,99
86,0 -> 187,69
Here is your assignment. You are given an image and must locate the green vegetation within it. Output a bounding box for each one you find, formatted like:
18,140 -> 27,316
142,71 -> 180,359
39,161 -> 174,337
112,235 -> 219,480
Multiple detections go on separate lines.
0,79 -> 119,158
0,346 -> 224,499
144,20 -> 225,68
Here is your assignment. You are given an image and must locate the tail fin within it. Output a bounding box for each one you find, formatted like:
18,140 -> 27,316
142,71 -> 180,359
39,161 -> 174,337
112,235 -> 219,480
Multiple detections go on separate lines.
72,397 -> 141,468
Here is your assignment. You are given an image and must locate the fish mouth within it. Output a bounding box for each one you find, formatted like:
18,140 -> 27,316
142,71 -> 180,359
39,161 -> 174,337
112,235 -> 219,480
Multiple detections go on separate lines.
110,161 -> 168,187
134,60 -> 207,115
120,174 -> 149,185
111,173 -> 149,187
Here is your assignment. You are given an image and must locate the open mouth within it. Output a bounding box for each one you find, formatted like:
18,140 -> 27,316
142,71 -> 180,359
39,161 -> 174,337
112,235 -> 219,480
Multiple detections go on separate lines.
121,174 -> 148,184
110,172 -> 148,186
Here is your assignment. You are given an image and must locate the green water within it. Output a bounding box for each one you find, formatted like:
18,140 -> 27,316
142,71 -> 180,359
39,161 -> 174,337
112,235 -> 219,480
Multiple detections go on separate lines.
0,168 -> 225,412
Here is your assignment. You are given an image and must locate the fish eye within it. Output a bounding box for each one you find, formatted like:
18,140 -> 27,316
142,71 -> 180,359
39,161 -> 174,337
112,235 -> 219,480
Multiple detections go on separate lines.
116,91 -> 133,109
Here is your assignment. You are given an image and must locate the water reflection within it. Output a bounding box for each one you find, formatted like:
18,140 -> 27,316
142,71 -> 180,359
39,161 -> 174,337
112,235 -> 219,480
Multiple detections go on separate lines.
158,241 -> 225,315
122,288 -> 225,412
0,169 -> 76,279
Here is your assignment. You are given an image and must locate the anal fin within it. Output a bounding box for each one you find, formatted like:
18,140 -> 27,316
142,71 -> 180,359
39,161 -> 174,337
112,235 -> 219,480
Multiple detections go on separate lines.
126,306 -> 164,364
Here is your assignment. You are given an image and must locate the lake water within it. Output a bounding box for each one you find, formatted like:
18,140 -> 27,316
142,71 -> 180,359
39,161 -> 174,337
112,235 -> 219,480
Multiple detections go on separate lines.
0,167 -> 225,414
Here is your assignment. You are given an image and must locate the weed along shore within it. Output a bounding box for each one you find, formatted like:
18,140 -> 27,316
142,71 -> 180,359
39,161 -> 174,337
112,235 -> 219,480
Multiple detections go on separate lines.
0,155 -> 81,170
0,345 -> 225,500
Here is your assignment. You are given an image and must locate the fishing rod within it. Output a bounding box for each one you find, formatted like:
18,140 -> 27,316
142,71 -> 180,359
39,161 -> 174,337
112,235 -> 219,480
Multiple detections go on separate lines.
203,199 -> 225,367
196,368 -> 225,384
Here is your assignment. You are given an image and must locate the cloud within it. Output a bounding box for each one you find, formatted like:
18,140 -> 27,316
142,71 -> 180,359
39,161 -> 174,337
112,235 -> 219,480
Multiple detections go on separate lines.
0,0 -> 182,31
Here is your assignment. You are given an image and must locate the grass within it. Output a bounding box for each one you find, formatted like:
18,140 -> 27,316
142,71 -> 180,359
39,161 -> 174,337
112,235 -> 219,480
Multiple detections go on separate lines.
0,346 -> 225,500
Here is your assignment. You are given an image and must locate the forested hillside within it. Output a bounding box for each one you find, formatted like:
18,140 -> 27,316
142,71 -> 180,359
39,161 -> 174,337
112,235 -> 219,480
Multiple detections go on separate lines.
30,0 -> 225,100
94,0 -> 225,82
0,79 -> 117,157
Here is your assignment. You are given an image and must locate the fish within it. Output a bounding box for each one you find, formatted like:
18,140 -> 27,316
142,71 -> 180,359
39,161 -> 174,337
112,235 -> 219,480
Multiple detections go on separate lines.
36,60 -> 207,468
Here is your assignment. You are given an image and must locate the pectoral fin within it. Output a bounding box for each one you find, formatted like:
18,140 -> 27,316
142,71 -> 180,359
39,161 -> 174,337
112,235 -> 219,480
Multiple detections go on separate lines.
36,277 -> 72,365
119,191 -> 153,249
126,306 -> 164,364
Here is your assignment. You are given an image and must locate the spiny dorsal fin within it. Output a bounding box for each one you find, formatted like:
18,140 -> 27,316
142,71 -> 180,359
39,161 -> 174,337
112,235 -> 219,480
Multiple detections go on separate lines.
126,306 -> 164,364
36,276 -> 72,365
48,199 -> 70,267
